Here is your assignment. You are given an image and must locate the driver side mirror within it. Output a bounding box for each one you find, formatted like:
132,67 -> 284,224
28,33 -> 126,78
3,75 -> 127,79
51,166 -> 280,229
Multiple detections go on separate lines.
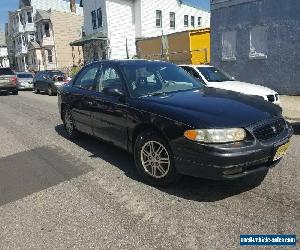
102,86 -> 125,98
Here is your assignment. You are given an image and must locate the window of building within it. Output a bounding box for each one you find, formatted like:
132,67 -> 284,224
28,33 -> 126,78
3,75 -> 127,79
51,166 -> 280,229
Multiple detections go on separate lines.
27,12 -> 32,23
169,12 -> 175,29
156,10 -> 162,28
44,23 -> 50,37
250,26 -> 268,59
20,14 -> 24,25
97,8 -> 102,28
184,15 -> 188,27
91,10 -> 97,29
222,30 -> 237,61
198,17 -> 202,27
47,49 -> 53,63
191,16 -> 195,27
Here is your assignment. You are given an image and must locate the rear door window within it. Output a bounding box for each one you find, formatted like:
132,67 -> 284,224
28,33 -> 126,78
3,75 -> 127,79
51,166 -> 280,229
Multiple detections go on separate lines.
0,68 -> 14,76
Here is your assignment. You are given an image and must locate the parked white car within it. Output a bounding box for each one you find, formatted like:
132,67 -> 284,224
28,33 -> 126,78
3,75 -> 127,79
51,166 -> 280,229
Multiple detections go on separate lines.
180,65 -> 280,105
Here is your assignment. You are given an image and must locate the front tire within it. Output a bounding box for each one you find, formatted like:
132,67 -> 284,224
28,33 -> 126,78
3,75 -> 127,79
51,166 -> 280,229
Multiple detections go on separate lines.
62,107 -> 79,139
34,87 -> 40,94
134,131 -> 181,186
12,89 -> 18,95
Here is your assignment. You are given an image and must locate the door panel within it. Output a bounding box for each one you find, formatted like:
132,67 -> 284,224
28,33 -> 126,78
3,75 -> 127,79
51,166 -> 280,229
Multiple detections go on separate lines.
70,89 -> 93,135
90,65 -> 129,150
71,64 -> 101,135
90,93 -> 129,149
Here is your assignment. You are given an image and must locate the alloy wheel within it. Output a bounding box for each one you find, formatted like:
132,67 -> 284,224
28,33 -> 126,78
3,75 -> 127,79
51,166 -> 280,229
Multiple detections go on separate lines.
48,87 -> 53,96
141,141 -> 170,179
64,110 -> 74,135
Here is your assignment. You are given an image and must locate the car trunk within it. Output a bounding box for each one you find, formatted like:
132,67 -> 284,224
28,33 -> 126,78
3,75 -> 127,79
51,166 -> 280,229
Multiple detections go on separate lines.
0,75 -> 16,87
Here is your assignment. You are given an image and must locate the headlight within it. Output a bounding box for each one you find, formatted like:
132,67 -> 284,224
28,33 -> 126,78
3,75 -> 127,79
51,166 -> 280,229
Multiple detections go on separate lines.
184,128 -> 246,143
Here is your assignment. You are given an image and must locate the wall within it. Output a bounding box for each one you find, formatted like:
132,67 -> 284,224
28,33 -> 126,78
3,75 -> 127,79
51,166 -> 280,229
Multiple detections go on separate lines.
30,0 -> 83,15
211,0 -> 300,95
140,0 -> 210,38
0,47 -> 10,67
137,28 -> 210,65
51,11 -> 84,68
82,0 -> 108,36
190,28 -> 210,64
106,0 -> 136,59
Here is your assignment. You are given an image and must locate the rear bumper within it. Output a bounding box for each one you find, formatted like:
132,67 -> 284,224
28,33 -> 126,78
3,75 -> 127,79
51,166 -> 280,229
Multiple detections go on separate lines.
0,86 -> 17,92
170,123 -> 293,180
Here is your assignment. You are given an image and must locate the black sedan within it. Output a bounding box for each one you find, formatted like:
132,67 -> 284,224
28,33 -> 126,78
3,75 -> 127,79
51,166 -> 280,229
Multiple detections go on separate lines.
33,70 -> 66,96
58,60 -> 293,186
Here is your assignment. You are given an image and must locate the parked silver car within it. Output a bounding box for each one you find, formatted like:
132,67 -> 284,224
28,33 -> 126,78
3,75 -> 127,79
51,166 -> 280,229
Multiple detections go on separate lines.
16,72 -> 34,90
0,68 -> 18,95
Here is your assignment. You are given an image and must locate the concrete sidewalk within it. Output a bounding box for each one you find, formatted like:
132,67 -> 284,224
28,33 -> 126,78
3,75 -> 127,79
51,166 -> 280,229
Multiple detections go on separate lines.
280,95 -> 300,121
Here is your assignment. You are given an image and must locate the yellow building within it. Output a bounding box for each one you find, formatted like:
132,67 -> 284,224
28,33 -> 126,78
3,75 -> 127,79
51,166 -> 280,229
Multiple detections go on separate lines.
136,28 -> 210,65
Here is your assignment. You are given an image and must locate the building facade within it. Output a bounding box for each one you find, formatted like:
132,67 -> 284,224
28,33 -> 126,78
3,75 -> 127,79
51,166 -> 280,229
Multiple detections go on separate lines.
71,0 -> 210,64
211,0 -> 300,95
6,0 -> 83,71
27,9 -> 84,71
0,32 -> 10,67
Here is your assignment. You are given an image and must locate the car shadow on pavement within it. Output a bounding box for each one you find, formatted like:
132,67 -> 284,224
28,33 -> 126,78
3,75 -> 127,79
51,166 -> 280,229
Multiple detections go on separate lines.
291,122 -> 300,135
0,146 -> 92,206
55,124 -> 267,202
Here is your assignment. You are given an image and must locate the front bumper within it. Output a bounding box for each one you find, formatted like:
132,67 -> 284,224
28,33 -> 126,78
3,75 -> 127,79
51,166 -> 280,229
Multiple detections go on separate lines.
171,121 -> 293,180
18,82 -> 33,90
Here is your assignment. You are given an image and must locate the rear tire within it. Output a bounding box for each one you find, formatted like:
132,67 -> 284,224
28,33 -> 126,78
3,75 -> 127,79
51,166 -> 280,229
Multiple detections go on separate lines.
48,86 -> 55,96
134,131 -> 181,186
62,107 -> 79,139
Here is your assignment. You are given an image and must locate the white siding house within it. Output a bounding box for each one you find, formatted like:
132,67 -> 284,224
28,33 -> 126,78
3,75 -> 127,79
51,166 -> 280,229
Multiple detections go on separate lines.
75,0 -> 210,62
0,32 -> 10,67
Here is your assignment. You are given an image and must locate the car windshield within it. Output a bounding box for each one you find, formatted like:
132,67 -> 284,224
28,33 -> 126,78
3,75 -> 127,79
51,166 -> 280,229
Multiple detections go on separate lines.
122,63 -> 203,97
197,67 -> 234,82
17,73 -> 33,78
0,68 -> 14,76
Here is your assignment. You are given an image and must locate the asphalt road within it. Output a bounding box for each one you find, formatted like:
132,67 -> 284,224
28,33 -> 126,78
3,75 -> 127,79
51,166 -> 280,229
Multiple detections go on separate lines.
0,91 -> 299,250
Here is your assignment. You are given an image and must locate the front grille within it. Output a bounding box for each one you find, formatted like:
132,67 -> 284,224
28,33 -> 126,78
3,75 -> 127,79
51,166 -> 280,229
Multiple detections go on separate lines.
267,95 -> 275,102
253,118 -> 286,141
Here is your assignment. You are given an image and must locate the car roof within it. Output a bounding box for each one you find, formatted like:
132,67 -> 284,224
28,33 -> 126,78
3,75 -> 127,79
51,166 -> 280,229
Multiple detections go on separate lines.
179,64 -> 213,68
87,59 -> 175,67
16,72 -> 33,74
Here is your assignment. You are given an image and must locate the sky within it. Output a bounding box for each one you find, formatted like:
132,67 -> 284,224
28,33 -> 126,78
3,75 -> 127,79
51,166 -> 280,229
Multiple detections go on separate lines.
0,0 -> 210,32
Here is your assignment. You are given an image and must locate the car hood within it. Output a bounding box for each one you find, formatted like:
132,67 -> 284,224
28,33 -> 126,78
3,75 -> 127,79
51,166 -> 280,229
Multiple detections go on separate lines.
133,88 -> 282,128
206,81 -> 277,97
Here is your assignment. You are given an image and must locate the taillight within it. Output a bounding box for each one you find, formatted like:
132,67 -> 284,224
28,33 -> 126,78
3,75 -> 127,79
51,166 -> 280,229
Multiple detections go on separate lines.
10,77 -> 18,85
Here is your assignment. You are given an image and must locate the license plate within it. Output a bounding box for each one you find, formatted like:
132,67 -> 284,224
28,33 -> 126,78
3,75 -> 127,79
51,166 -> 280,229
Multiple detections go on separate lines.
273,142 -> 290,161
